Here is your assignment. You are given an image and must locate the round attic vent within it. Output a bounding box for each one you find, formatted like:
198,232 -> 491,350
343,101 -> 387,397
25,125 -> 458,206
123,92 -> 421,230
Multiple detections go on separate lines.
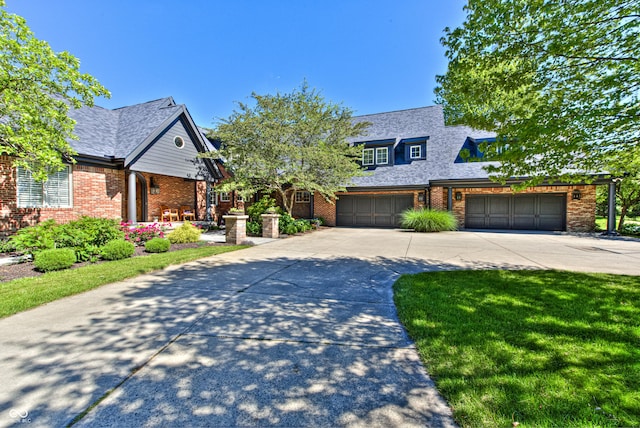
174,136 -> 185,149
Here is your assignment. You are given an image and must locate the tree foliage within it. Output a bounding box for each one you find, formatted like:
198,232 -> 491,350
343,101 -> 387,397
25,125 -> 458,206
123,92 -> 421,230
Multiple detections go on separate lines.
607,152 -> 640,229
435,0 -> 639,185
208,83 -> 369,215
0,1 -> 109,181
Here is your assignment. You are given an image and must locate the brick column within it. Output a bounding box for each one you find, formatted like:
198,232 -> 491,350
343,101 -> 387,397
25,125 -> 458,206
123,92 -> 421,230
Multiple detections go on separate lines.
223,215 -> 249,244
261,213 -> 279,238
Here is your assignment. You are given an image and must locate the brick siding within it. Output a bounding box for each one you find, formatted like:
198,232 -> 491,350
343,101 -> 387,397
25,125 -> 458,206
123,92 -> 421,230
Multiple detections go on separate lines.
1,156 -> 124,236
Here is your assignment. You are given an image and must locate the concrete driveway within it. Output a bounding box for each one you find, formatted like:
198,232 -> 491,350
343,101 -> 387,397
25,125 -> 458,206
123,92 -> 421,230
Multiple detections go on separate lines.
1,228 -> 639,427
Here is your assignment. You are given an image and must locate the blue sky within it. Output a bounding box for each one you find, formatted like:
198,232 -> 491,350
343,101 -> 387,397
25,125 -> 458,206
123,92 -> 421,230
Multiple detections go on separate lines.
6,0 -> 467,126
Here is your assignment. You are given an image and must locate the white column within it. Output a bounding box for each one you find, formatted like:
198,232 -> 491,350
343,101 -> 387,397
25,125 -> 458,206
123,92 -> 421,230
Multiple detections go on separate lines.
128,172 -> 137,224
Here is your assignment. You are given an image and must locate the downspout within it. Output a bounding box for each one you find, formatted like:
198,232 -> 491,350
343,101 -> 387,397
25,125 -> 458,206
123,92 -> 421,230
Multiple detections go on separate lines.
427,187 -> 431,209
447,187 -> 453,211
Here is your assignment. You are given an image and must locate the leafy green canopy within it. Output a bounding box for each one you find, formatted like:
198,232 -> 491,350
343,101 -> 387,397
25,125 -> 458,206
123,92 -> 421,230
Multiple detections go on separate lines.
0,0 -> 109,181
435,0 -> 639,185
208,83 -> 369,214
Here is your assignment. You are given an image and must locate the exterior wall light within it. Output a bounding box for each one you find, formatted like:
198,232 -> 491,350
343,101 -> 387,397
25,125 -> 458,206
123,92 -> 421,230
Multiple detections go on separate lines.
572,189 -> 581,200
418,192 -> 425,202
150,177 -> 160,195
455,191 -> 463,201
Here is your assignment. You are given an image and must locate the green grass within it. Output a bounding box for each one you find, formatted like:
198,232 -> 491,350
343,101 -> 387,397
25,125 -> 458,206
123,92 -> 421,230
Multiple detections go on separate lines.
394,270 -> 640,427
0,245 -> 248,319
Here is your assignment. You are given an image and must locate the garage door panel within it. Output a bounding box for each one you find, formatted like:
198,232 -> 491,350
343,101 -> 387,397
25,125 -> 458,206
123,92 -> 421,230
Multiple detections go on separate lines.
465,194 -> 566,231
336,194 -> 414,227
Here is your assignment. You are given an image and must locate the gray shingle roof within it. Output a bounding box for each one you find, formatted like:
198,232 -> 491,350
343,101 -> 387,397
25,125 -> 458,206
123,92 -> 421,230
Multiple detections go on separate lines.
348,106 -> 496,188
67,97 -> 182,160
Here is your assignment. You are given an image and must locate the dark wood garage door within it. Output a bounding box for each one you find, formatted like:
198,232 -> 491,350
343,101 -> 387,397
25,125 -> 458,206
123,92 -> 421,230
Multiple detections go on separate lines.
465,194 -> 566,231
337,194 -> 414,227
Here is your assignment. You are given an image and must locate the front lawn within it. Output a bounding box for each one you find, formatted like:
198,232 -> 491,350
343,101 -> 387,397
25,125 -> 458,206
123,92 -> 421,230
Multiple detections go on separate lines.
0,245 -> 248,319
394,270 -> 640,427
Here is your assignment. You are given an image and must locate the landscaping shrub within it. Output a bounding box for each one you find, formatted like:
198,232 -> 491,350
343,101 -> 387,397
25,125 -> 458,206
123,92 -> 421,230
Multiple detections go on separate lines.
247,195 -> 277,222
34,248 -> 76,272
101,240 -> 135,261
8,219 -> 57,255
121,221 -> 167,245
279,212 -> 296,234
620,223 -> 640,236
167,221 -> 202,244
400,208 -> 457,232
144,237 -> 171,253
294,219 -> 312,232
246,220 -> 262,236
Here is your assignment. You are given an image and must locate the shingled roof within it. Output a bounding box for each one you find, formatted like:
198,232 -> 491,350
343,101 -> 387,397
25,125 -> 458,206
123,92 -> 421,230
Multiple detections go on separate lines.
348,105 -> 496,188
67,97 -> 188,160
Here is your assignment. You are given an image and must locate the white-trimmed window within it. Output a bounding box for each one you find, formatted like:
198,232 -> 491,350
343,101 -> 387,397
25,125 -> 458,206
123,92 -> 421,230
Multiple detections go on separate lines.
17,166 -> 72,208
410,145 -> 422,159
295,191 -> 311,203
219,192 -> 231,202
362,148 -> 374,166
237,194 -> 244,202
376,147 -> 388,165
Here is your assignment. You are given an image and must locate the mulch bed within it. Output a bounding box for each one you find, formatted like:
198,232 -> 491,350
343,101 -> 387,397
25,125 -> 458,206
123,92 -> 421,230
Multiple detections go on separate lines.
0,242 -> 227,283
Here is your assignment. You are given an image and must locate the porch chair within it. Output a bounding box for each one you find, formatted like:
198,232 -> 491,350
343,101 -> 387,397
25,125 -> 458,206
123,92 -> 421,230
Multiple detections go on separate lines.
180,205 -> 196,221
160,205 -> 179,222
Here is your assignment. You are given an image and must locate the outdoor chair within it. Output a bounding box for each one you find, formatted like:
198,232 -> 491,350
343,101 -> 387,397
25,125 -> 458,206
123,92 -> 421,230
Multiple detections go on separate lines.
160,205 -> 179,222
180,205 -> 196,221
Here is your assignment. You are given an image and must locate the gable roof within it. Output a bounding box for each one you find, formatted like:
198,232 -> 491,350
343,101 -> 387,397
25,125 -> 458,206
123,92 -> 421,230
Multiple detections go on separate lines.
66,97 -> 221,178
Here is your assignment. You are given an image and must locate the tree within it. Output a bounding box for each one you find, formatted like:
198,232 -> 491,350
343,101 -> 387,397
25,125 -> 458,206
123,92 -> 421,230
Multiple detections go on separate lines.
608,153 -> 640,230
0,0 -> 109,181
435,0 -> 639,186
208,83 -> 369,215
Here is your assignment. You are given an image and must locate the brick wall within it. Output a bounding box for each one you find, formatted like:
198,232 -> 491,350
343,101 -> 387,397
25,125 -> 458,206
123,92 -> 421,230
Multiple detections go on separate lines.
1,156 -> 124,236
450,185 -> 596,232
313,193 -> 337,226
142,173 -> 196,222
430,186 -> 446,210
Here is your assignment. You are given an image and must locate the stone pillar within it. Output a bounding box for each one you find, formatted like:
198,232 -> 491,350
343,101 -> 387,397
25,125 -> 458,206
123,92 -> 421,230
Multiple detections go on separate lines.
261,213 -> 279,238
224,215 -> 249,244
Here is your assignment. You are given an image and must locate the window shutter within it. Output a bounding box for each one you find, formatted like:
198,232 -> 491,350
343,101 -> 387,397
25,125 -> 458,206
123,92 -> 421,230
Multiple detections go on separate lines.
16,167 -> 43,208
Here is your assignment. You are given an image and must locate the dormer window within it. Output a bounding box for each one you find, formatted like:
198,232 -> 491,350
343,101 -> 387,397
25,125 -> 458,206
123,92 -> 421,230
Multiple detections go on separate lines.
362,148 -> 374,166
410,145 -> 422,159
376,147 -> 388,165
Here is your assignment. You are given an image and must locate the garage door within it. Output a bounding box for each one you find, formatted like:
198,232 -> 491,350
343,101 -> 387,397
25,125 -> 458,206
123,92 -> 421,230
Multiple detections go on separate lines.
337,194 -> 414,227
465,194 -> 566,231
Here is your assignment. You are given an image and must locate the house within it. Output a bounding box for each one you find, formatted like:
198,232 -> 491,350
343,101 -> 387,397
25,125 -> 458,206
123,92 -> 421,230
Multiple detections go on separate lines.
0,97 -> 224,237
310,105 -> 602,232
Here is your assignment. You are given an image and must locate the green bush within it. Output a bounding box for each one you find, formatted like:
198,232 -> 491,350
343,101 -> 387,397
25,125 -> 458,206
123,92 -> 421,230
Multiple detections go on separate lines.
8,217 -> 123,260
246,220 -> 262,236
620,223 -> 640,236
400,208 -> 458,232
144,237 -> 171,253
8,219 -> 57,255
279,212 -> 296,234
101,240 -> 135,261
167,221 -> 202,244
294,219 -> 312,232
247,195 -> 277,223
34,248 -> 76,272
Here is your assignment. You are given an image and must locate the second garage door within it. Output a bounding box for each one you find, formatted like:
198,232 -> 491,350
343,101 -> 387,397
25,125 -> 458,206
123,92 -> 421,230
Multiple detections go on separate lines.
337,194 -> 414,227
465,194 -> 566,231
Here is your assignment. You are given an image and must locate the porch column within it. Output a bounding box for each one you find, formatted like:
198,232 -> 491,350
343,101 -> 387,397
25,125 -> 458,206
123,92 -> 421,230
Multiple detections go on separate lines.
128,172 -> 137,224
606,180 -> 617,235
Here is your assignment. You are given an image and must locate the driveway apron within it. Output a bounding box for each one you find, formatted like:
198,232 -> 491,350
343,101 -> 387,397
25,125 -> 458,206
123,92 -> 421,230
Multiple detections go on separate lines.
1,228 -> 639,427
